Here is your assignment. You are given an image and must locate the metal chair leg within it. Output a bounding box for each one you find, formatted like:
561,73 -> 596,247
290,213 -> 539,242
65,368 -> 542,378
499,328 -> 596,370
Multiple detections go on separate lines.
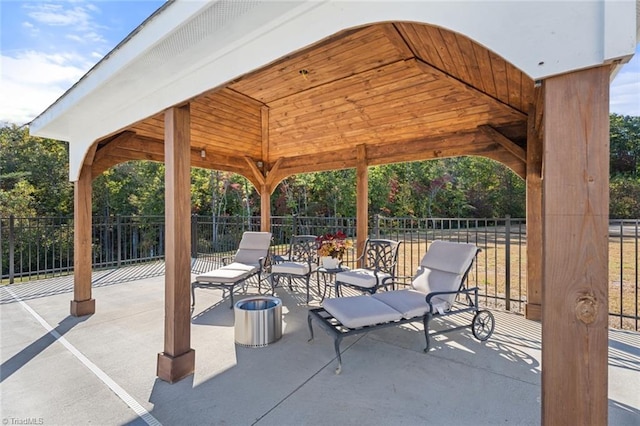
423,313 -> 432,352
334,336 -> 343,374
307,314 -> 315,342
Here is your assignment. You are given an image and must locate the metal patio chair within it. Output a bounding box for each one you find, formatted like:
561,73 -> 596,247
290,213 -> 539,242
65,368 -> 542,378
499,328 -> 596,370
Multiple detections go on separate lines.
270,235 -> 318,303
334,238 -> 401,296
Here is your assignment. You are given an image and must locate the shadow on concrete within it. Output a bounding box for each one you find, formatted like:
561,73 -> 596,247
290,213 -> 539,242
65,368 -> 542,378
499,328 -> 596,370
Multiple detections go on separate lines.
139,306 -> 545,425
0,314 -> 89,382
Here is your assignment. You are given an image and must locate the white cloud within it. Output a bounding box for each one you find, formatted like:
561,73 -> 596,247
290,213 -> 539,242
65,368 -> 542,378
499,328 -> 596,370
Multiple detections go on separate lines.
610,72 -> 640,116
0,51 -> 91,125
610,51 -> 640,117
25,3 -> 93,29
0,2 -> 113,125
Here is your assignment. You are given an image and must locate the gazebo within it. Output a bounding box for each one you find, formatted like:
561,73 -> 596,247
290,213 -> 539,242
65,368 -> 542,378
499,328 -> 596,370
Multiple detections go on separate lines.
29,1 -> 639,424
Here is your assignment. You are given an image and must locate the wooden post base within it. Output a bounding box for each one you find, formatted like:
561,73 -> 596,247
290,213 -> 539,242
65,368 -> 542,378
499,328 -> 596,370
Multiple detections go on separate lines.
524,302 -> 541,321
70,299 -> 95,317
157,349 -> 195,383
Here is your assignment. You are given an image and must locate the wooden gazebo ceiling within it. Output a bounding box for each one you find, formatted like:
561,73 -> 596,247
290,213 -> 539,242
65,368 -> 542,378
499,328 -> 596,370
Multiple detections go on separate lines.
92,22 -> 534,185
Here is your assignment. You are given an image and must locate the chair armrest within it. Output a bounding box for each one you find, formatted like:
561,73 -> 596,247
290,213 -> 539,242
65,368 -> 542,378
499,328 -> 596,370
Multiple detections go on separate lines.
258,255 -> 267,269
340,252 -> 366,268
425,287 -> 476,303
424,287 -> 479,313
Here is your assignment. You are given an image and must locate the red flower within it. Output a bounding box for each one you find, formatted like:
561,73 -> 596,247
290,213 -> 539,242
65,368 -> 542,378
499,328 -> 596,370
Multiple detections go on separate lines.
316,231 -> 352,259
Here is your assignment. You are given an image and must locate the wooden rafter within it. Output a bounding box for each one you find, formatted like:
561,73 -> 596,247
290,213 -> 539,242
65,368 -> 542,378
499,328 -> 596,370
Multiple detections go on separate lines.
478,125 -> 526,162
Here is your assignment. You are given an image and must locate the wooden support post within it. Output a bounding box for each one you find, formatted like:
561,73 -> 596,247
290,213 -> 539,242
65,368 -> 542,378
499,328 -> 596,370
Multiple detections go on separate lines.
356,144 -> 368,260
541,66 -> 609,425
70,164 -> 95,316
525,100 -> 543,321
260,106 -> 271,232
260,184 -> 271,232
157,105 -> 195,383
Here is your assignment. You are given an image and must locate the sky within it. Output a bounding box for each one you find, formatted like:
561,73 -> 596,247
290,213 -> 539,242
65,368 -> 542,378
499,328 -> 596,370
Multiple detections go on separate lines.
0,0 -> 639,127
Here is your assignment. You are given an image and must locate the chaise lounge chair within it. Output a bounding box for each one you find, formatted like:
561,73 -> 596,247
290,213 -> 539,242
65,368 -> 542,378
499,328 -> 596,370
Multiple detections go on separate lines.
307,240 -> 495,374
191,231 -> 272,309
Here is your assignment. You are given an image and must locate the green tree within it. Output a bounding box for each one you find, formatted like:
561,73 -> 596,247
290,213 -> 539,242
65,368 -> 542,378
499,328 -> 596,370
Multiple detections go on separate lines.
610,114 -> 640,177
610,176 -> 640,219
0,125 -> 73,216
0,179 -> 37,217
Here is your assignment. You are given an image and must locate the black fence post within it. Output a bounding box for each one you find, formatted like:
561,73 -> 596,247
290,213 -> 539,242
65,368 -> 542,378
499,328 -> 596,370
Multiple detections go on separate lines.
9,215 -> 15,284
373,214 -> 380,238
505,215 -> 511,311
191,214 -> 198,259
293,214 -> 299,235
116,215 -> 122,268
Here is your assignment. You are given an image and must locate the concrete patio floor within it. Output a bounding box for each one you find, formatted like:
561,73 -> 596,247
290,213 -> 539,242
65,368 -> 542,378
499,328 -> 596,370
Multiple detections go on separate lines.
1,265 -> 639,425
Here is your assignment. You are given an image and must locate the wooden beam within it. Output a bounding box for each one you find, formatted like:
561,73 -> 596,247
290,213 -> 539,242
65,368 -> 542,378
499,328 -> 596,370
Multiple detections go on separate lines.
367,132 -> 504,166
265,129 -> 527,187
70,164 -> 95,317
264,157 -> 286,191
260,184 -> 271,232
478,125 -> 526,162
157,104 -> 195,383
525,99 -> 543,321
92,131 -> 137,164
533,84 -> 544,140
356,144 -> 368,262
84,142 -> 98,166
270,130 -> 514,173
381,23 -> 415,59
541,66 -> 609,425
91,133 -> 260,185
261,106 -> 270,165
244,156 -> 265,187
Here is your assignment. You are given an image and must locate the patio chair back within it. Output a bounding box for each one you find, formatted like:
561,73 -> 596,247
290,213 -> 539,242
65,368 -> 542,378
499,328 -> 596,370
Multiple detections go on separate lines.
287,235 -> 319,263
233,232 -> 272,266
360,239 -> 401,276
411,240 -> 479,307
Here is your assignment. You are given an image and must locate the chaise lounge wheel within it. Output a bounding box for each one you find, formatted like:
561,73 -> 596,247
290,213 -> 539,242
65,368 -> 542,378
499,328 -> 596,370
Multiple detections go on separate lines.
472,310 -> 495,341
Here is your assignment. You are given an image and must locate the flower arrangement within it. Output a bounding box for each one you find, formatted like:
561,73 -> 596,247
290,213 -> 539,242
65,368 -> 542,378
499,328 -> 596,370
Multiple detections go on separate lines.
316,230 -> 353,259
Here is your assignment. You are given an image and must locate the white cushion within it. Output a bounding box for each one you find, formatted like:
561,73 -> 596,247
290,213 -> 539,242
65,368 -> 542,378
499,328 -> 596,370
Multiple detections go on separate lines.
223,262 -> 258,272
373,289 -> 451,317
372,289 -> 430,318
335,269 -> 391,289
238,232 -> 272,250
411,268 -> 461,301
323,296 -> 403,329
409,241 -> 478,306
421,240 -> 478,274
195,267 -> 252,283
233,232 -> 271,264
272,261 -> 315,275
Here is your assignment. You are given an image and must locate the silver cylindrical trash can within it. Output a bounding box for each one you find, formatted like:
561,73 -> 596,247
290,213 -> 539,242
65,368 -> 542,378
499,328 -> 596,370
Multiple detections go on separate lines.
234,296 -> 282,347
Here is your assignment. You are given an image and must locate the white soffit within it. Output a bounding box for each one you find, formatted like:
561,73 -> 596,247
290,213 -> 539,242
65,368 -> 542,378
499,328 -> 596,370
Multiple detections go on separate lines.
27,0 -> 638,181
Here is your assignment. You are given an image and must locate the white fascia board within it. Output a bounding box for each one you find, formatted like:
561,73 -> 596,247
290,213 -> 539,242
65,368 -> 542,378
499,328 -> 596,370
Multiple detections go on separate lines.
39,0 -> 637,181
604,0 -> 637,62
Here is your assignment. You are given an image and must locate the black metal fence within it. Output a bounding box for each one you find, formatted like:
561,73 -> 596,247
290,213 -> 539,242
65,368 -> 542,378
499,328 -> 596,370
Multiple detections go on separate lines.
1,214 -> 638,330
